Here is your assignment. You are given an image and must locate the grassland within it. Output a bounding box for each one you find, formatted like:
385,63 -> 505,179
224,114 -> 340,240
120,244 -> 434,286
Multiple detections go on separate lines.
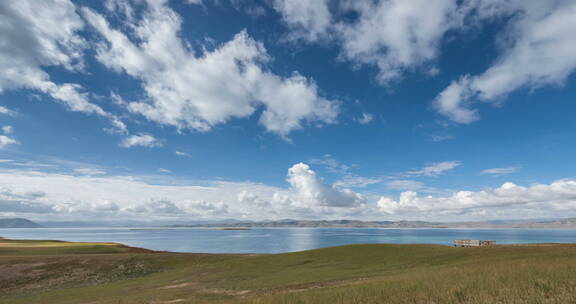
1,237 -> 576,303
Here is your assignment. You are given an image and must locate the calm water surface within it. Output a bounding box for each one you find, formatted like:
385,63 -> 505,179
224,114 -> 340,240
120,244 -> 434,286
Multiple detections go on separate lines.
1,227 -> 575,254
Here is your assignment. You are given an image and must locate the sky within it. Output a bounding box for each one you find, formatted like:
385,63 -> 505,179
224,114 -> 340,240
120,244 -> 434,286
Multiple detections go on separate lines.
1,0 -> 576,223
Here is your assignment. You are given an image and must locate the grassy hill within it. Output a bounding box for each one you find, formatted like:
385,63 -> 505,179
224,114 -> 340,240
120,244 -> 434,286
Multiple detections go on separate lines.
1,237 -> 575,303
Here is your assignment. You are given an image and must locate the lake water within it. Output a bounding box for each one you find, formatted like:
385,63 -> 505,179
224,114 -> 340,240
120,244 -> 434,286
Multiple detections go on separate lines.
1,227 -> 576,254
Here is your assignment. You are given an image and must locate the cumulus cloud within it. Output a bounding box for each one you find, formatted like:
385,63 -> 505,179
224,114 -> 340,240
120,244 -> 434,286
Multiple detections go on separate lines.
120,134 -> 162,148
83,0 -> 338,137
272,0 -> 462,84
284,163 -> 365,207
377,180 -> 576,218
335,0 -> 460,84
435,1 -> 576,123
272,0 -> 332,42
0,162 -> 370,220
273,1 -> 576,121
481,167 -> 518,176
0,0 -> 106,116
406,161 -> 461,177
2,162 -> 576,221
0,168 -> 274,219
0,0 -> 132,136
237,190 -> 270,208
433,77 -> 478,124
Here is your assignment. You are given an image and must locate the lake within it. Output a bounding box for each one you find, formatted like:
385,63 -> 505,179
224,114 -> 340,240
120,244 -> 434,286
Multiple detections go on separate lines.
1,227 -> 576,254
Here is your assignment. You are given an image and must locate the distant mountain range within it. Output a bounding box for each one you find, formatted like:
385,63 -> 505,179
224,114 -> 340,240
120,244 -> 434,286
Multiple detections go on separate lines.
169,218 -> 576,229
0,218 -> 42,228
36,219 -> 247,228
3,217 -> 576,229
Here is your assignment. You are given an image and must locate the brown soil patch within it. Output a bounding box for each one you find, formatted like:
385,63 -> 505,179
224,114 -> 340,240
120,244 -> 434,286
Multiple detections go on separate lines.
0,262 -> 47,280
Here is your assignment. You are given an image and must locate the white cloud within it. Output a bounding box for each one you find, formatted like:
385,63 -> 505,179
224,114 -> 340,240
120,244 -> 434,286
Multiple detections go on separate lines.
175,151 -> 191,157
0,168 -> 272,219
0,189 -> 51,213
435,1 -> 576,123
481,167 -> 518,176
272,0 -> 462,84
285,163 -> 365,207
272,0 -> 332,42
0,106 -> 15,116
104,116 -> 129,135
407,161 -> 461,177
184,0 -> 203,4
0,0 -> 107,116
433,76 -> 478,124
1,163 -> 576,221
273,0 -> 576,122
83,0 -> 338,137
237,190 -> 270,208
2,126 -> 13,134
0,162 -> 370,220
377,180 -> 576,219
357,113 -> 373,125
120,134 -> 162,148
335,0 -> 460,84
122,198 -> 228,216
0,135 -> 18,149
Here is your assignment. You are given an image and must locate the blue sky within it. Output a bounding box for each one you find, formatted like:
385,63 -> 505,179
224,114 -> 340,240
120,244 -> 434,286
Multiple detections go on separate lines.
1,0 -> 576,222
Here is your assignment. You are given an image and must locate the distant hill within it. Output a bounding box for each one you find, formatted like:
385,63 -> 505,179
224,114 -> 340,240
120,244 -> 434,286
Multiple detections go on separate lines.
169,219 -> 448,228
37,219 -> 247,228
168,218 -> 576,229
0,218 -> 42,228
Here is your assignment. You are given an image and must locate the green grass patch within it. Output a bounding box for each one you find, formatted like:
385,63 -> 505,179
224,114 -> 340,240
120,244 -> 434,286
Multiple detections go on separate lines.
1,238 -> 576,303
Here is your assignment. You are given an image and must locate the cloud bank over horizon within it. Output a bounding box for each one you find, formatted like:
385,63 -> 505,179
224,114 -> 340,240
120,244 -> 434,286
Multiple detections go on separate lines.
1,0 -> 575,222
1,160 -> 575,222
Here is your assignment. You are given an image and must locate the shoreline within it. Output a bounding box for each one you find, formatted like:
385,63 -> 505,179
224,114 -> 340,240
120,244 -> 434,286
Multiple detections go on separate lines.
6,225 -> 576,230
2,236 -> 576,255
3,237 -> 576,303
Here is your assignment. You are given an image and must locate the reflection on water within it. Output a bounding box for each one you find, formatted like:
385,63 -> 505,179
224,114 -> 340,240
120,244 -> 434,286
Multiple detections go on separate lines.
1,227 -> 575,254
287,228 -> 316,252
